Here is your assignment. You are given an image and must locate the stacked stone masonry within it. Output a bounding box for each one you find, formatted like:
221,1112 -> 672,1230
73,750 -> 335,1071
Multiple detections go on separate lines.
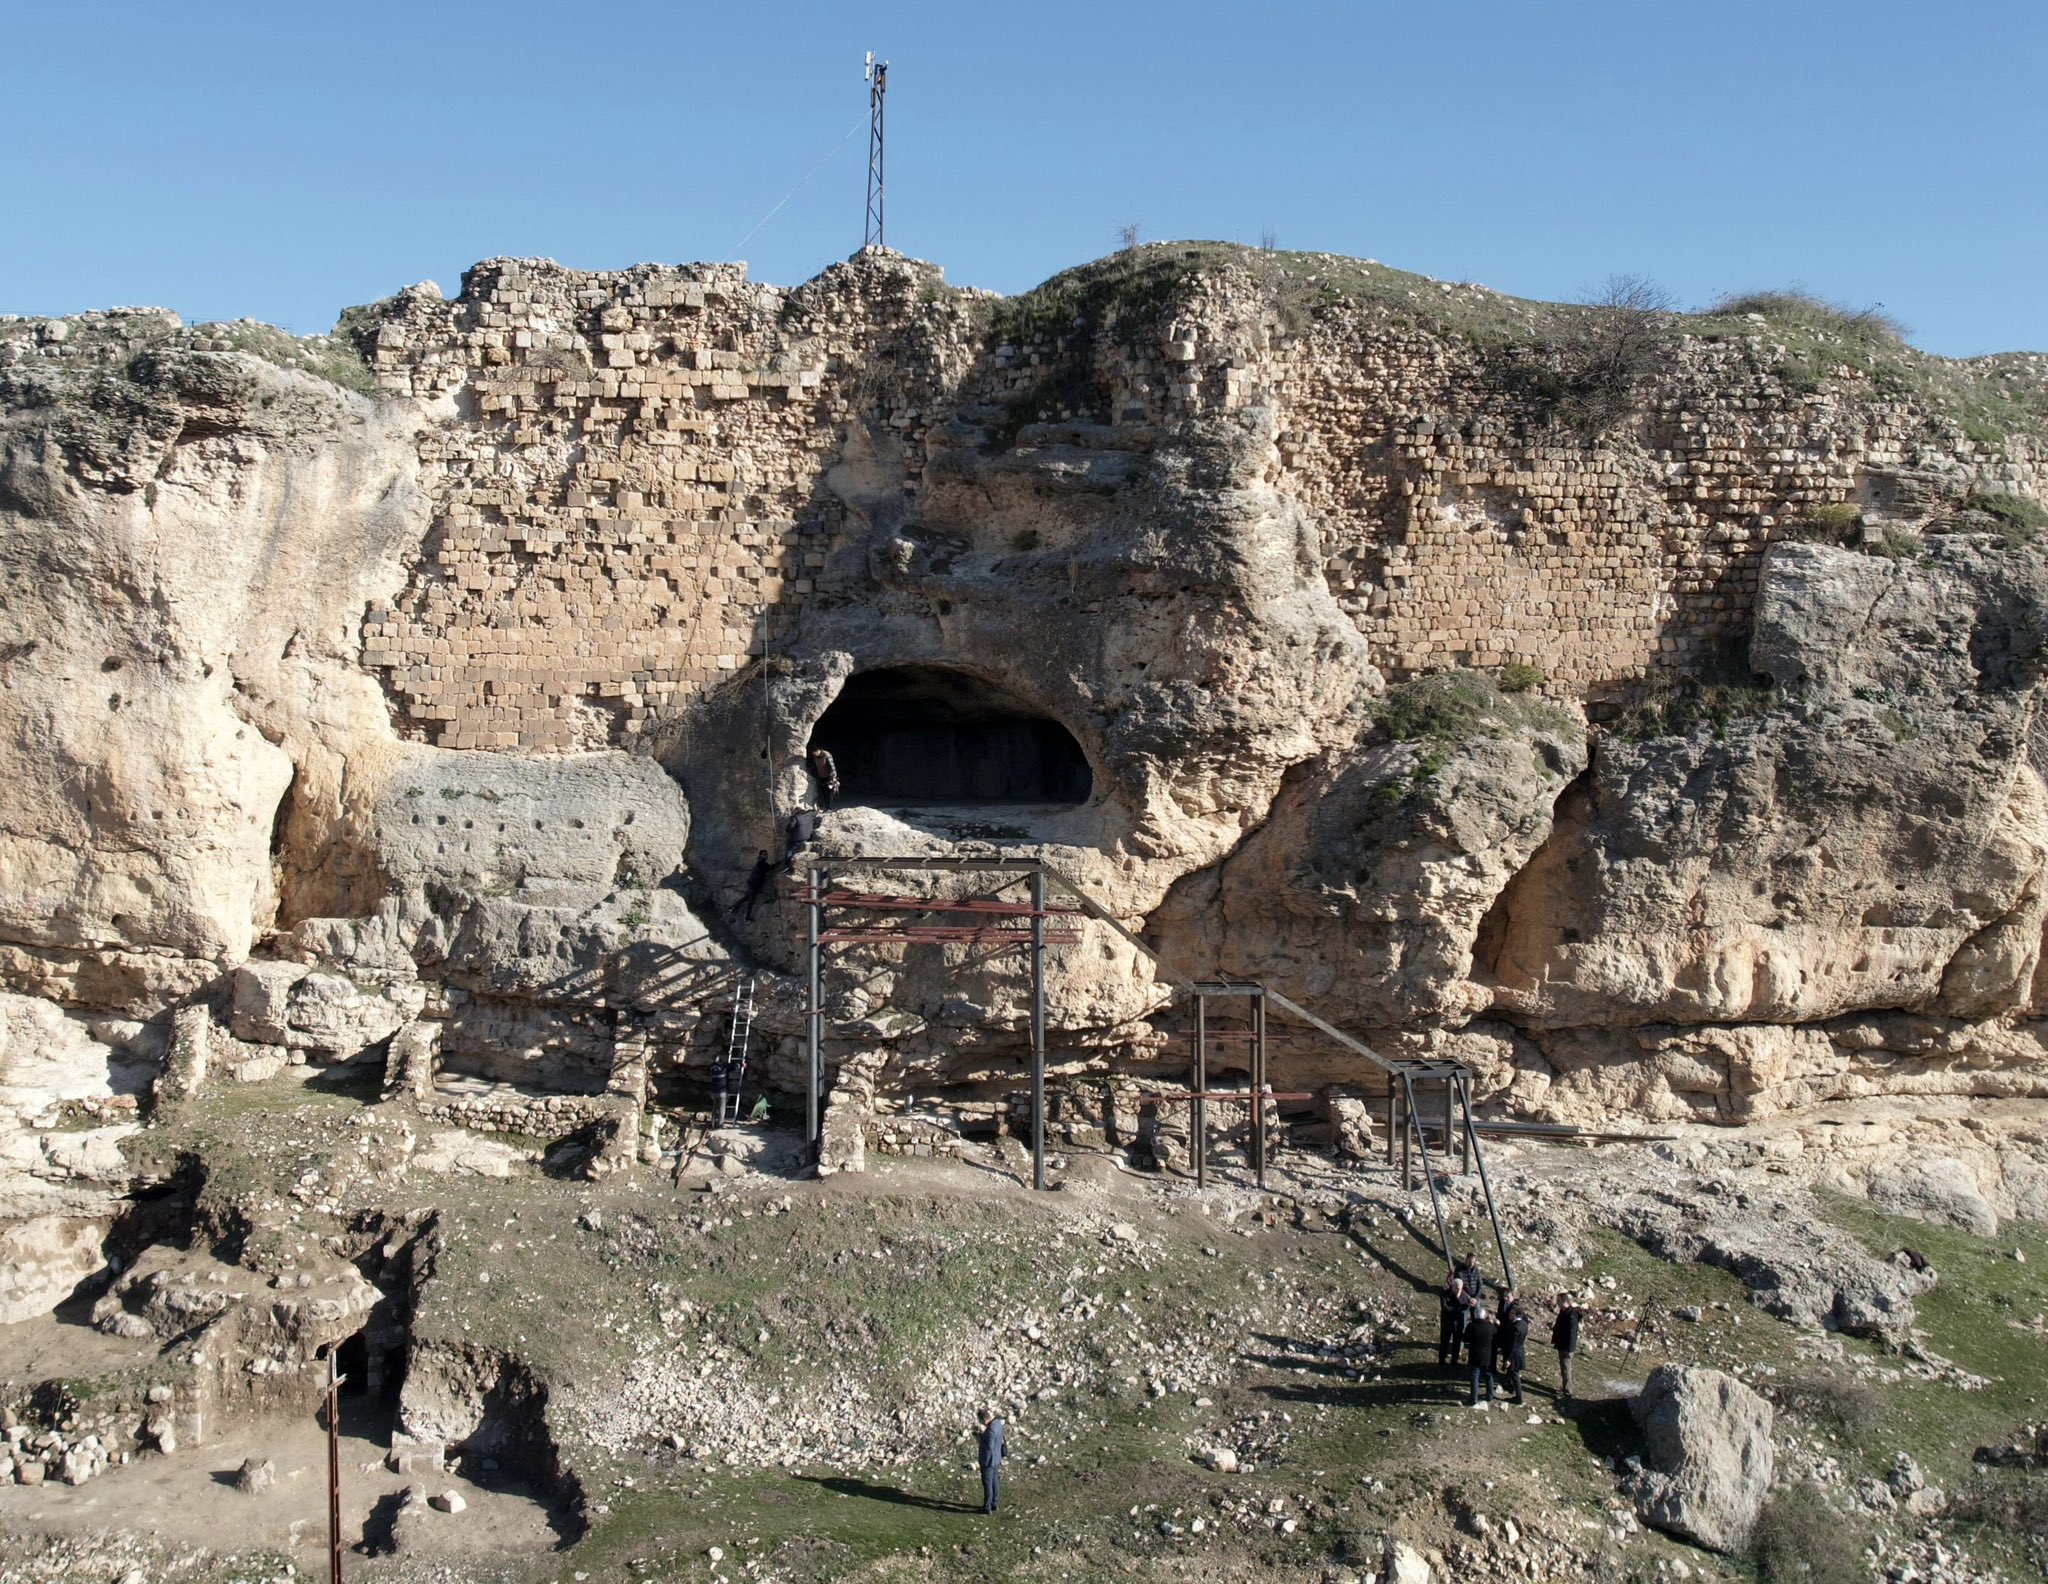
361,251 -> 2048,748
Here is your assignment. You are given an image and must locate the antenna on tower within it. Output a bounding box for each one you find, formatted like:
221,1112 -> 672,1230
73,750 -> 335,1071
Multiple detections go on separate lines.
863,51 -> 889,250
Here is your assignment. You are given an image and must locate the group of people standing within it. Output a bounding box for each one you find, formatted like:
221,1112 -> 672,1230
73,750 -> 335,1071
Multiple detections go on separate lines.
1438,1254 -> 1585,1407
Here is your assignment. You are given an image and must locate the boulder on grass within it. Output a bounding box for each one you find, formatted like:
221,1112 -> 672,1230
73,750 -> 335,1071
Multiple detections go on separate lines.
1629,1364 -> 1774,1552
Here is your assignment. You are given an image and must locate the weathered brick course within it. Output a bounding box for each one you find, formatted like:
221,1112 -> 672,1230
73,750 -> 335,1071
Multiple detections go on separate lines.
360,252 -> 2046,745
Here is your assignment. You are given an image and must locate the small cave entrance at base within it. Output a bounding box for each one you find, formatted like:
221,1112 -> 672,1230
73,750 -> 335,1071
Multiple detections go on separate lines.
335,1329 -> 374,1400
807,666 -> 1092,806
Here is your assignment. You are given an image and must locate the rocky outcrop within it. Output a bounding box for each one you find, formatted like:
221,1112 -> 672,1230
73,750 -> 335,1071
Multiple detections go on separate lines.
1151,683 -> 1587,1050
1,246 -> 2047,1219
1472,539 -> 2048,1121
0,992 -> 147,1316
0,313 -> 429,1013
1628,1364 -> 1776,1552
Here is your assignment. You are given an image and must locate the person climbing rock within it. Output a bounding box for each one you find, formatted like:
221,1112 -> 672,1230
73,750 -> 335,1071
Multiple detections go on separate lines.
1494,1291 -> 1529,1406
739,849 -> 772,920
976,1406 -> 1006,1514
785,807 -> 819,861
810,747 -> 840,809
1551,1293 -> 1584,1399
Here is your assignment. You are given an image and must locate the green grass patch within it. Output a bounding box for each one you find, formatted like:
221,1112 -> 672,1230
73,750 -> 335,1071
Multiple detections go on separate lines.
1968,489 -> 2048,537
1371,669 -> 1573,746
1815,1191 -> 2048,1489
983,246 -> 2048,451
1690,289 -> 2048,449
1616,639 -> 1777,743
1784,501 -> 1862,542
194,319 -> 379,396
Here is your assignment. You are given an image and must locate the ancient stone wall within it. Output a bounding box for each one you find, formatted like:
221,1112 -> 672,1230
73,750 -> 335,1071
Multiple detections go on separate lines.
1259,294 -> 2048,696
358,259 -> 981,750
358,251 -> 2048,754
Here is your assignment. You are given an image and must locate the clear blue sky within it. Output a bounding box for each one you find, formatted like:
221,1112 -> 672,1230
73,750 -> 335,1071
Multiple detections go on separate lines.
4,1 -> 2042,357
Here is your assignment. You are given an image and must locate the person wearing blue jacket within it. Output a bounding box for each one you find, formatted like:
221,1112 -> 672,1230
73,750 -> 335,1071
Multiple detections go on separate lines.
976,1406 -> 1006,1514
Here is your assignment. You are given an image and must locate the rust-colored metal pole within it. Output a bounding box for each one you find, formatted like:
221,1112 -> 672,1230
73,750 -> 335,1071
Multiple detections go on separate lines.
1187,987 -> 1196,1188
807,865 -> 823,1152
1251,992 -> 1267,1191
326,1349 -> 344,1584
1398,1079 -> 1410,1190
1030,869 -> 1047,1192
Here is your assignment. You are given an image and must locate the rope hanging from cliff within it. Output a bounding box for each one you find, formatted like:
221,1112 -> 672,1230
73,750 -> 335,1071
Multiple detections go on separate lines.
725,115 -> 865,263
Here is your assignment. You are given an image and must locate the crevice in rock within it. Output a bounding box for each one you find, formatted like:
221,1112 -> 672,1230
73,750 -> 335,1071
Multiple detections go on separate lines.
1471,761 -> 1595,986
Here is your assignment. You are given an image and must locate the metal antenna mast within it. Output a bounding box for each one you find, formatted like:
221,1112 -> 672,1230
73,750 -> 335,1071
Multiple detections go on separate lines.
863,52 -> 889,249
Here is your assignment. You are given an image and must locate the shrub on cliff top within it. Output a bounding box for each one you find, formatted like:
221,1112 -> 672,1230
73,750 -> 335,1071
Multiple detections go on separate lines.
1968,490 -> 2048,532
1708,288 -> 1908,347
1498,274 -> 1679,436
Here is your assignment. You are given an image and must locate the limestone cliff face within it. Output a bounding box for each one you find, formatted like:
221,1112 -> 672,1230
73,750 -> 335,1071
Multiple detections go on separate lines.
0,313 -> 427,1010
3,245 -> 2047,1186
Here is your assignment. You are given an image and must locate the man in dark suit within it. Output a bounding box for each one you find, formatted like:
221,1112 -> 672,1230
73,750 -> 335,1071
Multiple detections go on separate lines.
976,1406 -> 1005,1514
1494,1291 -> 1530,1406
1551,1293 -> 1585,1399
1437,1268 -> 1470,1369
1464,1307 -> 1498,1406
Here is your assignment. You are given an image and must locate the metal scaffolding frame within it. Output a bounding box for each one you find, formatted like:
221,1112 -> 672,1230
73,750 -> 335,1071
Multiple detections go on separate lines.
801,858 -> 1072,1190
1182,982 -> 1276,1190
795,854 -> 1517,1286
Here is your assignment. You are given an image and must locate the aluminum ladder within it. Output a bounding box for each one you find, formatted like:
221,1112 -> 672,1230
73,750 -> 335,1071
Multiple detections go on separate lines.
717,975 -> 756,1125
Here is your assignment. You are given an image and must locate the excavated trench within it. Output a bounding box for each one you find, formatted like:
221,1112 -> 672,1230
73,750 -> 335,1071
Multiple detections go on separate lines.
21,1164 -> 585,1544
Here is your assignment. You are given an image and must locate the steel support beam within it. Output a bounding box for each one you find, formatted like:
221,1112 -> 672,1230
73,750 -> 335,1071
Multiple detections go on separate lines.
1397,1080 -> 1410,1189
1402,1070 -> 1455,1275
1459,1075 -> 1516,1294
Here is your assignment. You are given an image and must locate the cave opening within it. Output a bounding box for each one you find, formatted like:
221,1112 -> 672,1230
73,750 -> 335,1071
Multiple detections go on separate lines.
806,666 -> 1092,806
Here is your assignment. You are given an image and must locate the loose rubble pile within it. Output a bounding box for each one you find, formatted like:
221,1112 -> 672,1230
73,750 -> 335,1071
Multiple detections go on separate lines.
574,1203 -> 1298,1470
